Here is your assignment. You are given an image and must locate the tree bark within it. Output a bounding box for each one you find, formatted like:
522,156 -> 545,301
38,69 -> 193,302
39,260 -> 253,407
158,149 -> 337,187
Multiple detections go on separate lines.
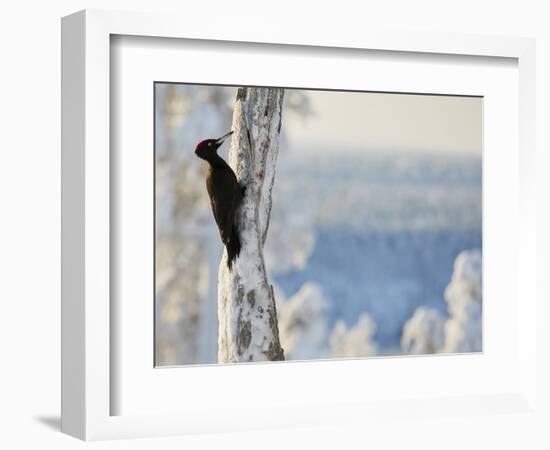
217,87 -> 285,363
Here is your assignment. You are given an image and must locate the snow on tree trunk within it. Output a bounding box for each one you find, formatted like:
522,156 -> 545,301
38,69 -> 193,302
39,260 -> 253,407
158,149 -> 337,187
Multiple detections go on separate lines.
217,87 -> 285,363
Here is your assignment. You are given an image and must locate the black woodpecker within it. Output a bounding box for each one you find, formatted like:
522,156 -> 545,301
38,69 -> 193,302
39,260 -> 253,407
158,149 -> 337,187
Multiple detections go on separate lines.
195,131 -> 244,269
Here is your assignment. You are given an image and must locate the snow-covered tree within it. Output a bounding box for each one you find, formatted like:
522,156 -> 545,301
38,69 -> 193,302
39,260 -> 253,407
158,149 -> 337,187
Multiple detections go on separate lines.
401,307 -> 445,354
155,84 -> 232,365
217,87 -> 285,363
441,249 -> 482,353
401,249 -> 482,355
278,283 -> 379,361
277,283 -> 329,360
330,313 -> 378,358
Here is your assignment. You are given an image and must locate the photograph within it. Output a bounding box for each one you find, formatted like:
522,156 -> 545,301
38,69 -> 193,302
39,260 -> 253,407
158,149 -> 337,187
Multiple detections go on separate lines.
154,83 -> 483,366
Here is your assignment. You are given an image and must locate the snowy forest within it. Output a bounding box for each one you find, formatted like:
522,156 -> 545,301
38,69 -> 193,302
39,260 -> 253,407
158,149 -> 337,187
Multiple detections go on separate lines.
154,83 -> 483,366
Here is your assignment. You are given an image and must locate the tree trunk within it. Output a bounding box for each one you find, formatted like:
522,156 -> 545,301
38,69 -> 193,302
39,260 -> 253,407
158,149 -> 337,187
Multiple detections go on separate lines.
217,87 -> 285,363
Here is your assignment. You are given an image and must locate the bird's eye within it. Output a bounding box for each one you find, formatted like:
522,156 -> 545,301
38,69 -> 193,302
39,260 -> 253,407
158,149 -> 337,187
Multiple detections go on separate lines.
208,142 -> 212,147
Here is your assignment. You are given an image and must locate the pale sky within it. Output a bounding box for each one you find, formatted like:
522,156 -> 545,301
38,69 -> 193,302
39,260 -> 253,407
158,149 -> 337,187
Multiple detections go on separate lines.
284,90 -> 482,155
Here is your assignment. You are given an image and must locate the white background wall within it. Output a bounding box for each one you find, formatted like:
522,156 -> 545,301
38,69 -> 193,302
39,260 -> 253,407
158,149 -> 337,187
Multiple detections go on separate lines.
0,1 -> 548,449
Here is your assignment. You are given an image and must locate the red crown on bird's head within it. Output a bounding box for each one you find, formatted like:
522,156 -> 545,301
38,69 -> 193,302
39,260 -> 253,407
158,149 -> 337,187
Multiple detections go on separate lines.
195,139 -> 216,154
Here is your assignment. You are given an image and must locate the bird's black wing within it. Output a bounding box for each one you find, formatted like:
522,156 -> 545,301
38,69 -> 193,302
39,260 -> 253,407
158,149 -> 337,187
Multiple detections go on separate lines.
206,167 -> 242,244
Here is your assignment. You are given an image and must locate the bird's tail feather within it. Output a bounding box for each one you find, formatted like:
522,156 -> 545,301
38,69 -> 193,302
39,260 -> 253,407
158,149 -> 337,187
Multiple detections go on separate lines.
226,228 -> 241,269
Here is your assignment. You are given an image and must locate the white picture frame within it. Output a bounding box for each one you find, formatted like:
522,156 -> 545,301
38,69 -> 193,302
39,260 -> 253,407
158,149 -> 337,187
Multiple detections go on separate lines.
61,9 -> 537,441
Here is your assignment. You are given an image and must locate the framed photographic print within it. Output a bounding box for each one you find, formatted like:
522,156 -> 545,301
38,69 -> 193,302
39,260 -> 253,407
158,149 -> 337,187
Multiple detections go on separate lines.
153,83 -> 482,367
61,9 -> 537,440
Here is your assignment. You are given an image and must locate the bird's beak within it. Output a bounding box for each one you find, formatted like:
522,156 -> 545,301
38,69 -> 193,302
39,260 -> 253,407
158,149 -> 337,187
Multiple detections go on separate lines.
215,131 -> 233,146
